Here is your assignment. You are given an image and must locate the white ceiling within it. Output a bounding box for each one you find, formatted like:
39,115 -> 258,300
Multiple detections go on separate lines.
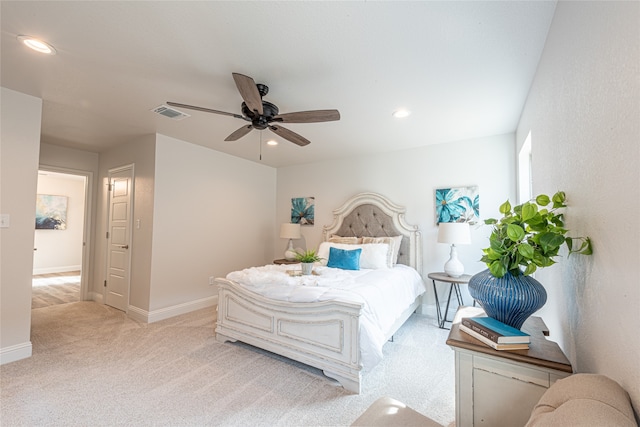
1,1 -> 557,168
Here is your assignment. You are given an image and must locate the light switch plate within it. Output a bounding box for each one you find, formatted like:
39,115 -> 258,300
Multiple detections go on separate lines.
0,214 -> 9,228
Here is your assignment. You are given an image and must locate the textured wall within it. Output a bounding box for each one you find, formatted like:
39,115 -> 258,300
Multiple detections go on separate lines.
516,1 -> 640,413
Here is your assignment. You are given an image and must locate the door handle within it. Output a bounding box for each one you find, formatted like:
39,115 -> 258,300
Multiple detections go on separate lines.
118,245 -> 129,249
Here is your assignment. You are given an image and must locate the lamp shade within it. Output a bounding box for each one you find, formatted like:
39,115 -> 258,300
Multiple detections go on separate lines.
280,223 -> 301,239
437,222 -> 471,245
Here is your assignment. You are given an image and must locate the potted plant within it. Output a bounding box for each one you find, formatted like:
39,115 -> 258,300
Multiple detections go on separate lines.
294,249 -> 323,275
469,191 -> 592,329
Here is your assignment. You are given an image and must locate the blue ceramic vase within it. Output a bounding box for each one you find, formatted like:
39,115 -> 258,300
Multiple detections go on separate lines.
468,269 -> 547,330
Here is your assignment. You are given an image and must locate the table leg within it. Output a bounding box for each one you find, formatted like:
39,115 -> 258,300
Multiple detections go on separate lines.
432,279 -> 443,328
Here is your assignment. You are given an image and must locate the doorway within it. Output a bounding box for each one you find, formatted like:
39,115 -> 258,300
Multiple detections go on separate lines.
33,166 -> 93,308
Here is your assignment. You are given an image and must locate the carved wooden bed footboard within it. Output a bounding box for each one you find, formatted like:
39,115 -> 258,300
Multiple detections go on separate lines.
215,278 -> 364,393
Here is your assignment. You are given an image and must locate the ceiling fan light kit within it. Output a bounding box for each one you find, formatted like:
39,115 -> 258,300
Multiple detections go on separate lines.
167,72 -> 340,147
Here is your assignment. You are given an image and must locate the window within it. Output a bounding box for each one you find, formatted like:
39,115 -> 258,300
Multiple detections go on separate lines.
518,131 -> 532,204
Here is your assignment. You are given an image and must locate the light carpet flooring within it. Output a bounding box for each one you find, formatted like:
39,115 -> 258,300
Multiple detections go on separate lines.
1,302 -> 455,426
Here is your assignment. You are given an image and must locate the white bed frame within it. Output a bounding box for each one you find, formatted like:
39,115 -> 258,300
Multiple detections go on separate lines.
215,192 -> 423,393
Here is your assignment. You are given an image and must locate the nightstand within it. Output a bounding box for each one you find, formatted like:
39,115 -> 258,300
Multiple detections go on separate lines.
273,258 -> 300,265
447,306 -> 573,427
428,272 -> 472,329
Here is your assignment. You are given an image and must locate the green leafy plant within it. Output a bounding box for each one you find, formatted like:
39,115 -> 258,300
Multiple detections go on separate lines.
294,249 -> 323,263
481,191 -> 592,278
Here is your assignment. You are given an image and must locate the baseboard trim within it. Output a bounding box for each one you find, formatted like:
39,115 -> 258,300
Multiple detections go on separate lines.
0,341 -> 33,365
128,295 -> 218,324
88,291 -> 103,304
33,265 -> 82,275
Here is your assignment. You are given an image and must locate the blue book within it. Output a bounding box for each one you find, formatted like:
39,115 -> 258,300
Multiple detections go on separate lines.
461,316 -> 530,344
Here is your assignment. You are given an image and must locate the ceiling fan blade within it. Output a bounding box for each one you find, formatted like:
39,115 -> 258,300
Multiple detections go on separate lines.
225,124 -> 254,141
232,73 -> 263,115
274,109 -> 341,123
166,102 -> 245,119
268,125 -> 311,147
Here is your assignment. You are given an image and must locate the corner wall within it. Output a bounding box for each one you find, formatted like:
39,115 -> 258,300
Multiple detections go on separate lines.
516,1 -> 640,411
0,87 -> 42,363
149,135 -> 276,316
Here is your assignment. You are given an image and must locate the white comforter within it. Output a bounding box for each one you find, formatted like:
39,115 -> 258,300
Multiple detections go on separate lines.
226,263 -> 425,370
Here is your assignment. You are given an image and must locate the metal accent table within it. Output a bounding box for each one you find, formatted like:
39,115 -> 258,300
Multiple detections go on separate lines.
428,272 -> 472,329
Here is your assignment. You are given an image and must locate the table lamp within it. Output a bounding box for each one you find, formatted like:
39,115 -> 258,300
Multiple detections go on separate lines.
437,222 -> 471,277
280,223 -> 301,261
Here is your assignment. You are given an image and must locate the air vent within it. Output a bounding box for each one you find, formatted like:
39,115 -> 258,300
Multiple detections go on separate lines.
151,105 -> 190,120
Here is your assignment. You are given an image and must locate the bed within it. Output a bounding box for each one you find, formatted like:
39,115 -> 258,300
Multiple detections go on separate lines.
215,192 -> 424,393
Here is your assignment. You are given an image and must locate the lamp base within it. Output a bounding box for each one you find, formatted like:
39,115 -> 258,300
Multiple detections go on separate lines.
284,239 -> 297,261
444,244 -> 464,277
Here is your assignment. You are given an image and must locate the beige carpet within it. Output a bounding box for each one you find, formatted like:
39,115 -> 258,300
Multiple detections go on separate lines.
1,302 -> 455,426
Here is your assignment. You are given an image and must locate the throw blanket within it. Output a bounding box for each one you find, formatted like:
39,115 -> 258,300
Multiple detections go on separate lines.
227,264 -> 425,370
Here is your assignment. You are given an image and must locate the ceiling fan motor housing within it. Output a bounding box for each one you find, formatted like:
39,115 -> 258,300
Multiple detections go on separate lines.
242,100 -> 279,130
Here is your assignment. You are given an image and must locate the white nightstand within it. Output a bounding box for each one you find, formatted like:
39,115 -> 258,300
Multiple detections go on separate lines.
446,307 -> 573,427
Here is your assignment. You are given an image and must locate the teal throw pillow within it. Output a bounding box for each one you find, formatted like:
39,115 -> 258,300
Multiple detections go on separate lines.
327,247 -> 361,270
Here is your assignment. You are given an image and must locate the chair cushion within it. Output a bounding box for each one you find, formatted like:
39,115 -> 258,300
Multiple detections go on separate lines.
525,374 -> 637,427
351,397 -> 443,427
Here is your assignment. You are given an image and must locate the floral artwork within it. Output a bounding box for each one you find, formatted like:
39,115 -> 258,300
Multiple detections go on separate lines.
435,186 -> 479,224
35,194 -> 68,230
291,197 -> 315,225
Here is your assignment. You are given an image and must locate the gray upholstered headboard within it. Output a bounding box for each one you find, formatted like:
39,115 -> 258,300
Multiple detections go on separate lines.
322,193 -> 422,275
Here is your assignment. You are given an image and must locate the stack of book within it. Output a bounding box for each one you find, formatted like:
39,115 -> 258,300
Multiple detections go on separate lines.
459,316 -> 530,351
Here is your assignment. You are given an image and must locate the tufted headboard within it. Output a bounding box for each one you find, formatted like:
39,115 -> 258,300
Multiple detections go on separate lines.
322,192 -> 422,275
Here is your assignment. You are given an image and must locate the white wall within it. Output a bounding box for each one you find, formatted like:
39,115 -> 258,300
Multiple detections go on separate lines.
0,87 -> 42,364
95,135 -> 156,310
149,135 -> 276,313
516,1 -> 639,412
276,133 -> 516,307
33,173 -> 85,274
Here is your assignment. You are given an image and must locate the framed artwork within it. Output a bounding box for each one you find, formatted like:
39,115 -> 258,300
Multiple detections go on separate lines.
435,186 -> 479,224
35,194 -> 68,230
291,197 -> 315,225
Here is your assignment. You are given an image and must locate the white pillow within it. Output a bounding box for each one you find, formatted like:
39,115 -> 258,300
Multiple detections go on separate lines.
362,235 -> 403,266
359,243 -> 390,269
318,242 -> 390,269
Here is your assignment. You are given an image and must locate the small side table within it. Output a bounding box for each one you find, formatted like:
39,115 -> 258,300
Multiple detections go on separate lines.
428,272 -> 472,329
273,258 -> 300,265
447,306 -> 572,427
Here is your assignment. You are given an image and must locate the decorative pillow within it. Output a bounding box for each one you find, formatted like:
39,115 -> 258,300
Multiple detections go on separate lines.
362,235 -> 403,266
318,241 -> 390,269
327,247 -> 361,270
328,235 -> 359,244
358,243 -> 391,269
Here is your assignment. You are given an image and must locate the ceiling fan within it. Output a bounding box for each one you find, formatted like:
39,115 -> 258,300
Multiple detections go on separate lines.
167,73 -> 340,147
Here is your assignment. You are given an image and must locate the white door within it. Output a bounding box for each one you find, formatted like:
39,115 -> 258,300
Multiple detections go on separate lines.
105,166 -> 133,312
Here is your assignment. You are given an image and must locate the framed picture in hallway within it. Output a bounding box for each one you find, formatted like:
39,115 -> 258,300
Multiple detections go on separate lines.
35,194 -> 68,230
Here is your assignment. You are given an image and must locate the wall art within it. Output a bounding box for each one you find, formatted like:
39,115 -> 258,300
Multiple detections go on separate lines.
435,186 -> 479,224
291,197 -> 315,225
35,194 -> 68,230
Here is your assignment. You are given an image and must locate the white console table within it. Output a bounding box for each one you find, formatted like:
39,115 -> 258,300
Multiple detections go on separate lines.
446,307 -> 573,427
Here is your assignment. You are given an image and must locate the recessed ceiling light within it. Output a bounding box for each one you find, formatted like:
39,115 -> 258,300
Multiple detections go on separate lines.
266,140 -> 278,146
392,109 -> 411,118
17,35 -> 57,55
